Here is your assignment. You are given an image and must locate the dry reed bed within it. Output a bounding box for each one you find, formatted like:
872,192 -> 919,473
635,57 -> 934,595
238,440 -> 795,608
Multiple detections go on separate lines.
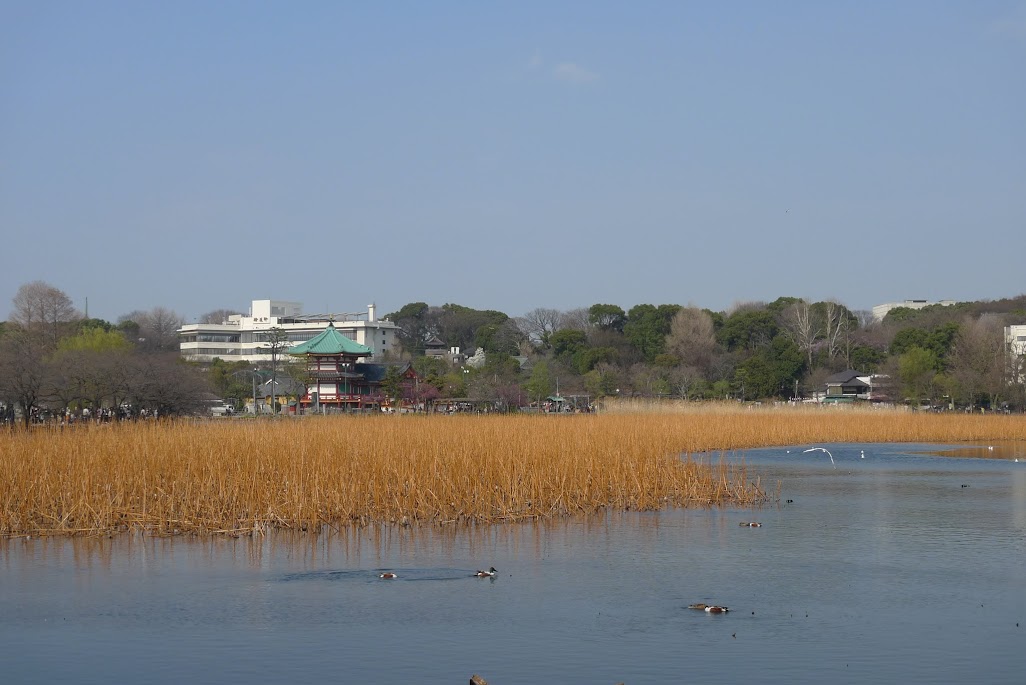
1,408 -> 1022,538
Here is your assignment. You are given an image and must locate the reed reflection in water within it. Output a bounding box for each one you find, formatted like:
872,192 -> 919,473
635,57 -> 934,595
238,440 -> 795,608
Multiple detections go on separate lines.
1,444 -> 1024,685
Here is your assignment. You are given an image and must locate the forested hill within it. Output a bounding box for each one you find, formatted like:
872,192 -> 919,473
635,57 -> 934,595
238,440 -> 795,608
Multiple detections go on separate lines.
384,295 -> 1026,408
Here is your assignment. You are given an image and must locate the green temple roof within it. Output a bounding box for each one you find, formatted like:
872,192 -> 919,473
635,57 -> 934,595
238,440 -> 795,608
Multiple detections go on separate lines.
288,324 -> 373,356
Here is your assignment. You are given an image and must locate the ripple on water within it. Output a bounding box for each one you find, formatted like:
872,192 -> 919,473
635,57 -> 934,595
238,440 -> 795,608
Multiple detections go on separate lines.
1,445 -> 1024,684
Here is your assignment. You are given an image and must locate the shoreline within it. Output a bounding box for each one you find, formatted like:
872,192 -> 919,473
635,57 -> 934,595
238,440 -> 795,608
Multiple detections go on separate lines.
2,409 -> 1024,538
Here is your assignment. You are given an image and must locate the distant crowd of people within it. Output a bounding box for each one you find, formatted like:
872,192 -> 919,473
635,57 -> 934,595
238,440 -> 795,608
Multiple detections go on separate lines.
1,404 -> 160,427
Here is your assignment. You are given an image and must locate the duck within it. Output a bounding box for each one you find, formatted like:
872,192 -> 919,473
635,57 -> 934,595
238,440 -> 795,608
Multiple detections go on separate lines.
379,572 -> 398,579
473,567 -> 498,577
739,522 -> 762,527
688,603 -> 729,613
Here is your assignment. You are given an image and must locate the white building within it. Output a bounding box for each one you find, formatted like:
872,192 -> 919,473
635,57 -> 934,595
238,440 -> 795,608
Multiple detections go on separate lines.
872,299 -> 958,322
178,300 -> 398,363
1006,325 -> 1026,383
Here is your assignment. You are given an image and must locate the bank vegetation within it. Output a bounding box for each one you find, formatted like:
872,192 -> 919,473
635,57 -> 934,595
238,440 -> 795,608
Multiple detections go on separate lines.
2,405 -> 1025,538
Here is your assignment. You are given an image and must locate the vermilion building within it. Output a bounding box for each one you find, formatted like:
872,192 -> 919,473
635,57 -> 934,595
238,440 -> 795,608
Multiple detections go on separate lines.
289,323 -> 417,411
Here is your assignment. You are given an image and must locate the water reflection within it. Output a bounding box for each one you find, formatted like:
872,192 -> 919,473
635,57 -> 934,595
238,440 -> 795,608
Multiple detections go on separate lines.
2,444 -> 1024,685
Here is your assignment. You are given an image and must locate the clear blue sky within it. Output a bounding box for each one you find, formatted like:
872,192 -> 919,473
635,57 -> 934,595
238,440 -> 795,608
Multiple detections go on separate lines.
3,1 -> 1024,324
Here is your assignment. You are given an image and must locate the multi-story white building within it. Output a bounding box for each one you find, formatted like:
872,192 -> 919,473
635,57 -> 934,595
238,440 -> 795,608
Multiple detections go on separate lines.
1006,325 -> 1026,383
178,299 -> 398,363
872,299 -> 958,322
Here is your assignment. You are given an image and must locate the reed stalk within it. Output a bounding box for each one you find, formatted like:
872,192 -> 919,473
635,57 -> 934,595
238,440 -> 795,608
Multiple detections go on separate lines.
1,405 -> 1022,537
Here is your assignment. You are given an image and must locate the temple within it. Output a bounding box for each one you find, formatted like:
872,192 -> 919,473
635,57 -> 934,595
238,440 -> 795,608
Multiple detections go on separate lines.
289,323 -> 417,411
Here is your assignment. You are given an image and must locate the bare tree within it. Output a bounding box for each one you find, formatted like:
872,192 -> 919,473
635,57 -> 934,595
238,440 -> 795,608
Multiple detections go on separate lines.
63,348 -> 139,419
628,362 -> 667,397
121,307 -> 184,352
665,306 -> 717,376
0,331 -> 48,427
950,315 -> 1005,408
131,353 -> 210,416
560,308 -> 591,332
781,301 -> 820,369
490,319 -> 527,355
515,308 -> 564,346
822,301 -> 858,363
264,327 -> 290,414
44,349 -> 87,418
835,309 -> 876,369
10,280 -> 81,349
668,365 -> 703,400
199,308 -> 243,324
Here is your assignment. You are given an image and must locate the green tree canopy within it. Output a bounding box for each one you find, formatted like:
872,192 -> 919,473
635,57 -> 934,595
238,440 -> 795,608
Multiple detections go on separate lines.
735,335 -> 804,399
588,304 -> 627,332
575,346 -> 617,374
411,355 -> 450,392
57,326 -> 133,353
849,345 -> 887,372
898,347 -> 941,403
385,301 -> 432,354
72,318 -> 116,334
549,329 -> 588,360
524,359 -> 554,402
890,322 -> 960,367
766,296 -> 803,315
381,366 -> 405,402
718,309 -> 779,352
438,304 -> 511,354
624,304 -> 680,362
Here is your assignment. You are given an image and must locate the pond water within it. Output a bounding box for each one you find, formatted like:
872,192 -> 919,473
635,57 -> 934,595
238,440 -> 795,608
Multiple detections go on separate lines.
2,444 -> 1024,684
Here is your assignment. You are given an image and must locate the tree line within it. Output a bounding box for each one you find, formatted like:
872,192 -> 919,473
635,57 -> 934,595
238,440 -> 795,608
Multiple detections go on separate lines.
387,296 -> 1026,411
4,279 -> 1025,425
0,281 -> 228,427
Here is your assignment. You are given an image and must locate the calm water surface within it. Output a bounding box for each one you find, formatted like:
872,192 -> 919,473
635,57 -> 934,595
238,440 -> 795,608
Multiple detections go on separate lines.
2,443 -> 1024,684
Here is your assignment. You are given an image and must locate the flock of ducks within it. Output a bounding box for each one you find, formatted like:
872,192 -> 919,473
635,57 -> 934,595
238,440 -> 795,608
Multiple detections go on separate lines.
376,447 -> 1021,629
378,566 -> 497,580
378,519 -> 763,622
380,567 -> 734,616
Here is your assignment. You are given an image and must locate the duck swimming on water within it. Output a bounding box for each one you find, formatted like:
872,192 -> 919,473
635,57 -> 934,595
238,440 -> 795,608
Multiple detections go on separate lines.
689,603 -> 729,613
474,567 -> 498,577
379,572 -> 397,579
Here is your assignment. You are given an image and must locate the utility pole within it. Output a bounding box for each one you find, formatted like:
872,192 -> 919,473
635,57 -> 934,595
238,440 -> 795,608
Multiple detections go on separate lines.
266,327 -> 289,415
232,370 -> 259,415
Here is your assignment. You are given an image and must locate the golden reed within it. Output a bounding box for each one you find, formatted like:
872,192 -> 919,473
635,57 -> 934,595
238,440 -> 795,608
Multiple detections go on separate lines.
1,405 -> 1022,537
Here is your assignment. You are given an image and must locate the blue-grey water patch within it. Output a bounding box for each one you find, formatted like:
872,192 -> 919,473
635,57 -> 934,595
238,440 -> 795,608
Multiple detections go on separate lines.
2,444 -> 1024,684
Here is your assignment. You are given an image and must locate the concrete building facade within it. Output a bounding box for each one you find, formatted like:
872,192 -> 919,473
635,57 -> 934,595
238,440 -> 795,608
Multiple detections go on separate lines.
1006,324 -> 1026,383
178,299 -> 398,363
871,299 -> 958,322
